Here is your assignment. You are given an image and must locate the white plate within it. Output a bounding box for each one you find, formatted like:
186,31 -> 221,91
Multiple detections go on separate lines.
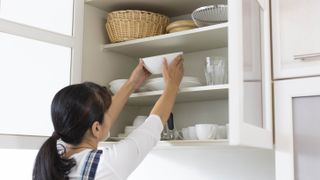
144,76 -> 201,91
109,79 -> 127,94
109,79 -> 147,94
146,76 -> 199,83
192,5 -> 228,27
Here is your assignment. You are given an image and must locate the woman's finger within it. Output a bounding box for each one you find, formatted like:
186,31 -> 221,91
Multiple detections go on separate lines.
163,58 -> 169,70
173,55 -> 182,65
139,58 -> 145,68
162,58 -> 169,76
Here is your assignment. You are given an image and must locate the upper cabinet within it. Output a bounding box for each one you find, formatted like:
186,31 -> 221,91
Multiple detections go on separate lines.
271,0 -> 320,79
83,0 -> 273,149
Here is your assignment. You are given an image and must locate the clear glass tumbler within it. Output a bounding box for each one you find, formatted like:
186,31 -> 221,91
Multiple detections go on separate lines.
204,56 -> 226,85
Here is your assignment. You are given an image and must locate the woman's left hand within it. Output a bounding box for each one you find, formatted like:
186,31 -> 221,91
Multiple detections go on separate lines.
128,59 -> 151,91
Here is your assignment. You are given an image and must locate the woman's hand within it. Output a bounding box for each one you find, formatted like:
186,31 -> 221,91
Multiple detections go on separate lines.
162,55 -> 184,90
128,59 -> 151,91
150,55 -> 184,124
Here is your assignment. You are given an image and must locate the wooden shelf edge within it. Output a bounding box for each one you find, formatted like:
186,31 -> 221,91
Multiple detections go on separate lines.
99,139 -> 230,149
103,23 -> 228,50
130,84 -> 229,98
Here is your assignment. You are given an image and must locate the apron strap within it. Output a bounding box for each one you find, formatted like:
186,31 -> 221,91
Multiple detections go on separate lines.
81,149 -> 103,180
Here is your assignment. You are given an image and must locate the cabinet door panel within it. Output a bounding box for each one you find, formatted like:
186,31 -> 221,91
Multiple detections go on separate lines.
272,0 -> 320,79
292,96 -> 320,180
275,77 -> 320,180
0,0 -> 74,35
0,33 -> 71,136
229,0 -> 272,149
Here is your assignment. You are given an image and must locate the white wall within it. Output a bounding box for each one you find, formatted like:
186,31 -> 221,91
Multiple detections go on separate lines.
129,148 -> 275,180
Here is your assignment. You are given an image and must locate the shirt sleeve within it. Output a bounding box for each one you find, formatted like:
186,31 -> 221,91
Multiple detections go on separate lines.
102,114 -> 163,180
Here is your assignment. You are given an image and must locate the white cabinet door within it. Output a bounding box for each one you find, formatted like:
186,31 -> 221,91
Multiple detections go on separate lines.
0,0 -> 84,136
228,0 -> 273,149
272,0 -> 320,79
274,77 -> 320,180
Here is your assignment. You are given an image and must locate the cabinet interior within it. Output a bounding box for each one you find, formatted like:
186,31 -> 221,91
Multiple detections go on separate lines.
83,2 -> 229,138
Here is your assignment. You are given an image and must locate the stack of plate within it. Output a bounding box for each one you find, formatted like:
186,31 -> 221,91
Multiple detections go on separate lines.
144,76 -> 201,91
166,20 -> 197,33
109,79 -> 146,94
109,79 -> 127,94
191,5 -> 228,27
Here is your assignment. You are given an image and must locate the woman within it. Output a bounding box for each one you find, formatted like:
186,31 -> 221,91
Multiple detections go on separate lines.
33,55 -> 184,180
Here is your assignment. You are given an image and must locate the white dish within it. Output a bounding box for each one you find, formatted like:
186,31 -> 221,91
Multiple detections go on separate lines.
192,5 -> 228,27
141,52 -> 183,74
195,124 -> 218,140
188,126 -> 198,140
109,79 -> 127,94
109,79 -> 147,94
144,76 -> 201,91
182,128 -> 191,140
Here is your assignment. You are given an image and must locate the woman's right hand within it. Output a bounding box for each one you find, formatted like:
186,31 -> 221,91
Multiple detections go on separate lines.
162,55 -> 184,90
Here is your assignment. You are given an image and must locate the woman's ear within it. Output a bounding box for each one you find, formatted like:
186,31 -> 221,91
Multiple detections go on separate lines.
91,121 -> 101,139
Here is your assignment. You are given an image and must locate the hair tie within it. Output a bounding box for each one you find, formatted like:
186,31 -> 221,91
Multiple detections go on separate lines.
51,131 -> 61,140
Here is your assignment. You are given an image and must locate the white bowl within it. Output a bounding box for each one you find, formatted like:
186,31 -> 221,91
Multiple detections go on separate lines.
195,124 -> 218,140
109,79 -> 127,94
141,52 -> 183,74
144,76 -> 201,90
182,128 -> 191,140
133,115 -> 148,127
188,126 -> 198,140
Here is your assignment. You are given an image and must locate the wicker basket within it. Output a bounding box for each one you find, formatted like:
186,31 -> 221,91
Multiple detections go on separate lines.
106,10 -> 169,43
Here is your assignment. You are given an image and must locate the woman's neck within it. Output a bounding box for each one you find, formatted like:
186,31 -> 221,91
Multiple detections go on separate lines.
65,139 -> 98,158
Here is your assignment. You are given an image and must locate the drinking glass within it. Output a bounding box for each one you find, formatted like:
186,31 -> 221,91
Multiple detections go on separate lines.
204,56 -> 226,85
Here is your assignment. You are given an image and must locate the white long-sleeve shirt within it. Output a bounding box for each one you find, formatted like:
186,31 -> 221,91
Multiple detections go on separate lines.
68,114 -> 163,180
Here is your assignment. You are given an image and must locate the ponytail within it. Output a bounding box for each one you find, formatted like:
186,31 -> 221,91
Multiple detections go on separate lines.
32,134 -> 75,180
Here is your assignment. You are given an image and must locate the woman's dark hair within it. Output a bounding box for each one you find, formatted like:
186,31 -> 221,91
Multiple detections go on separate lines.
32,82 -> 112,180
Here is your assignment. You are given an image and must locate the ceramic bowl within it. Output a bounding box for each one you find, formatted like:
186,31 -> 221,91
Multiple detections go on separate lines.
141,52 -> 183,74
109,79 -> 127,94
195,124 -> 218,140
182,128 -> 191,140
188,126 -> 198,140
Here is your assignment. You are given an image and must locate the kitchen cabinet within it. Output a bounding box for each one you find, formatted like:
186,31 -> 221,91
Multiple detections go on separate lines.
83,0 -> 273,149
271,0 -> 320,79
274,77 -> 320,180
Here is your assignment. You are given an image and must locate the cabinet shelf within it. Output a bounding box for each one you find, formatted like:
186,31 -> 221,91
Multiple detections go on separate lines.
102,23 -> 228,57
86,0 -> 227,17
128,85 -> 228,105
100,139 -> 229,149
